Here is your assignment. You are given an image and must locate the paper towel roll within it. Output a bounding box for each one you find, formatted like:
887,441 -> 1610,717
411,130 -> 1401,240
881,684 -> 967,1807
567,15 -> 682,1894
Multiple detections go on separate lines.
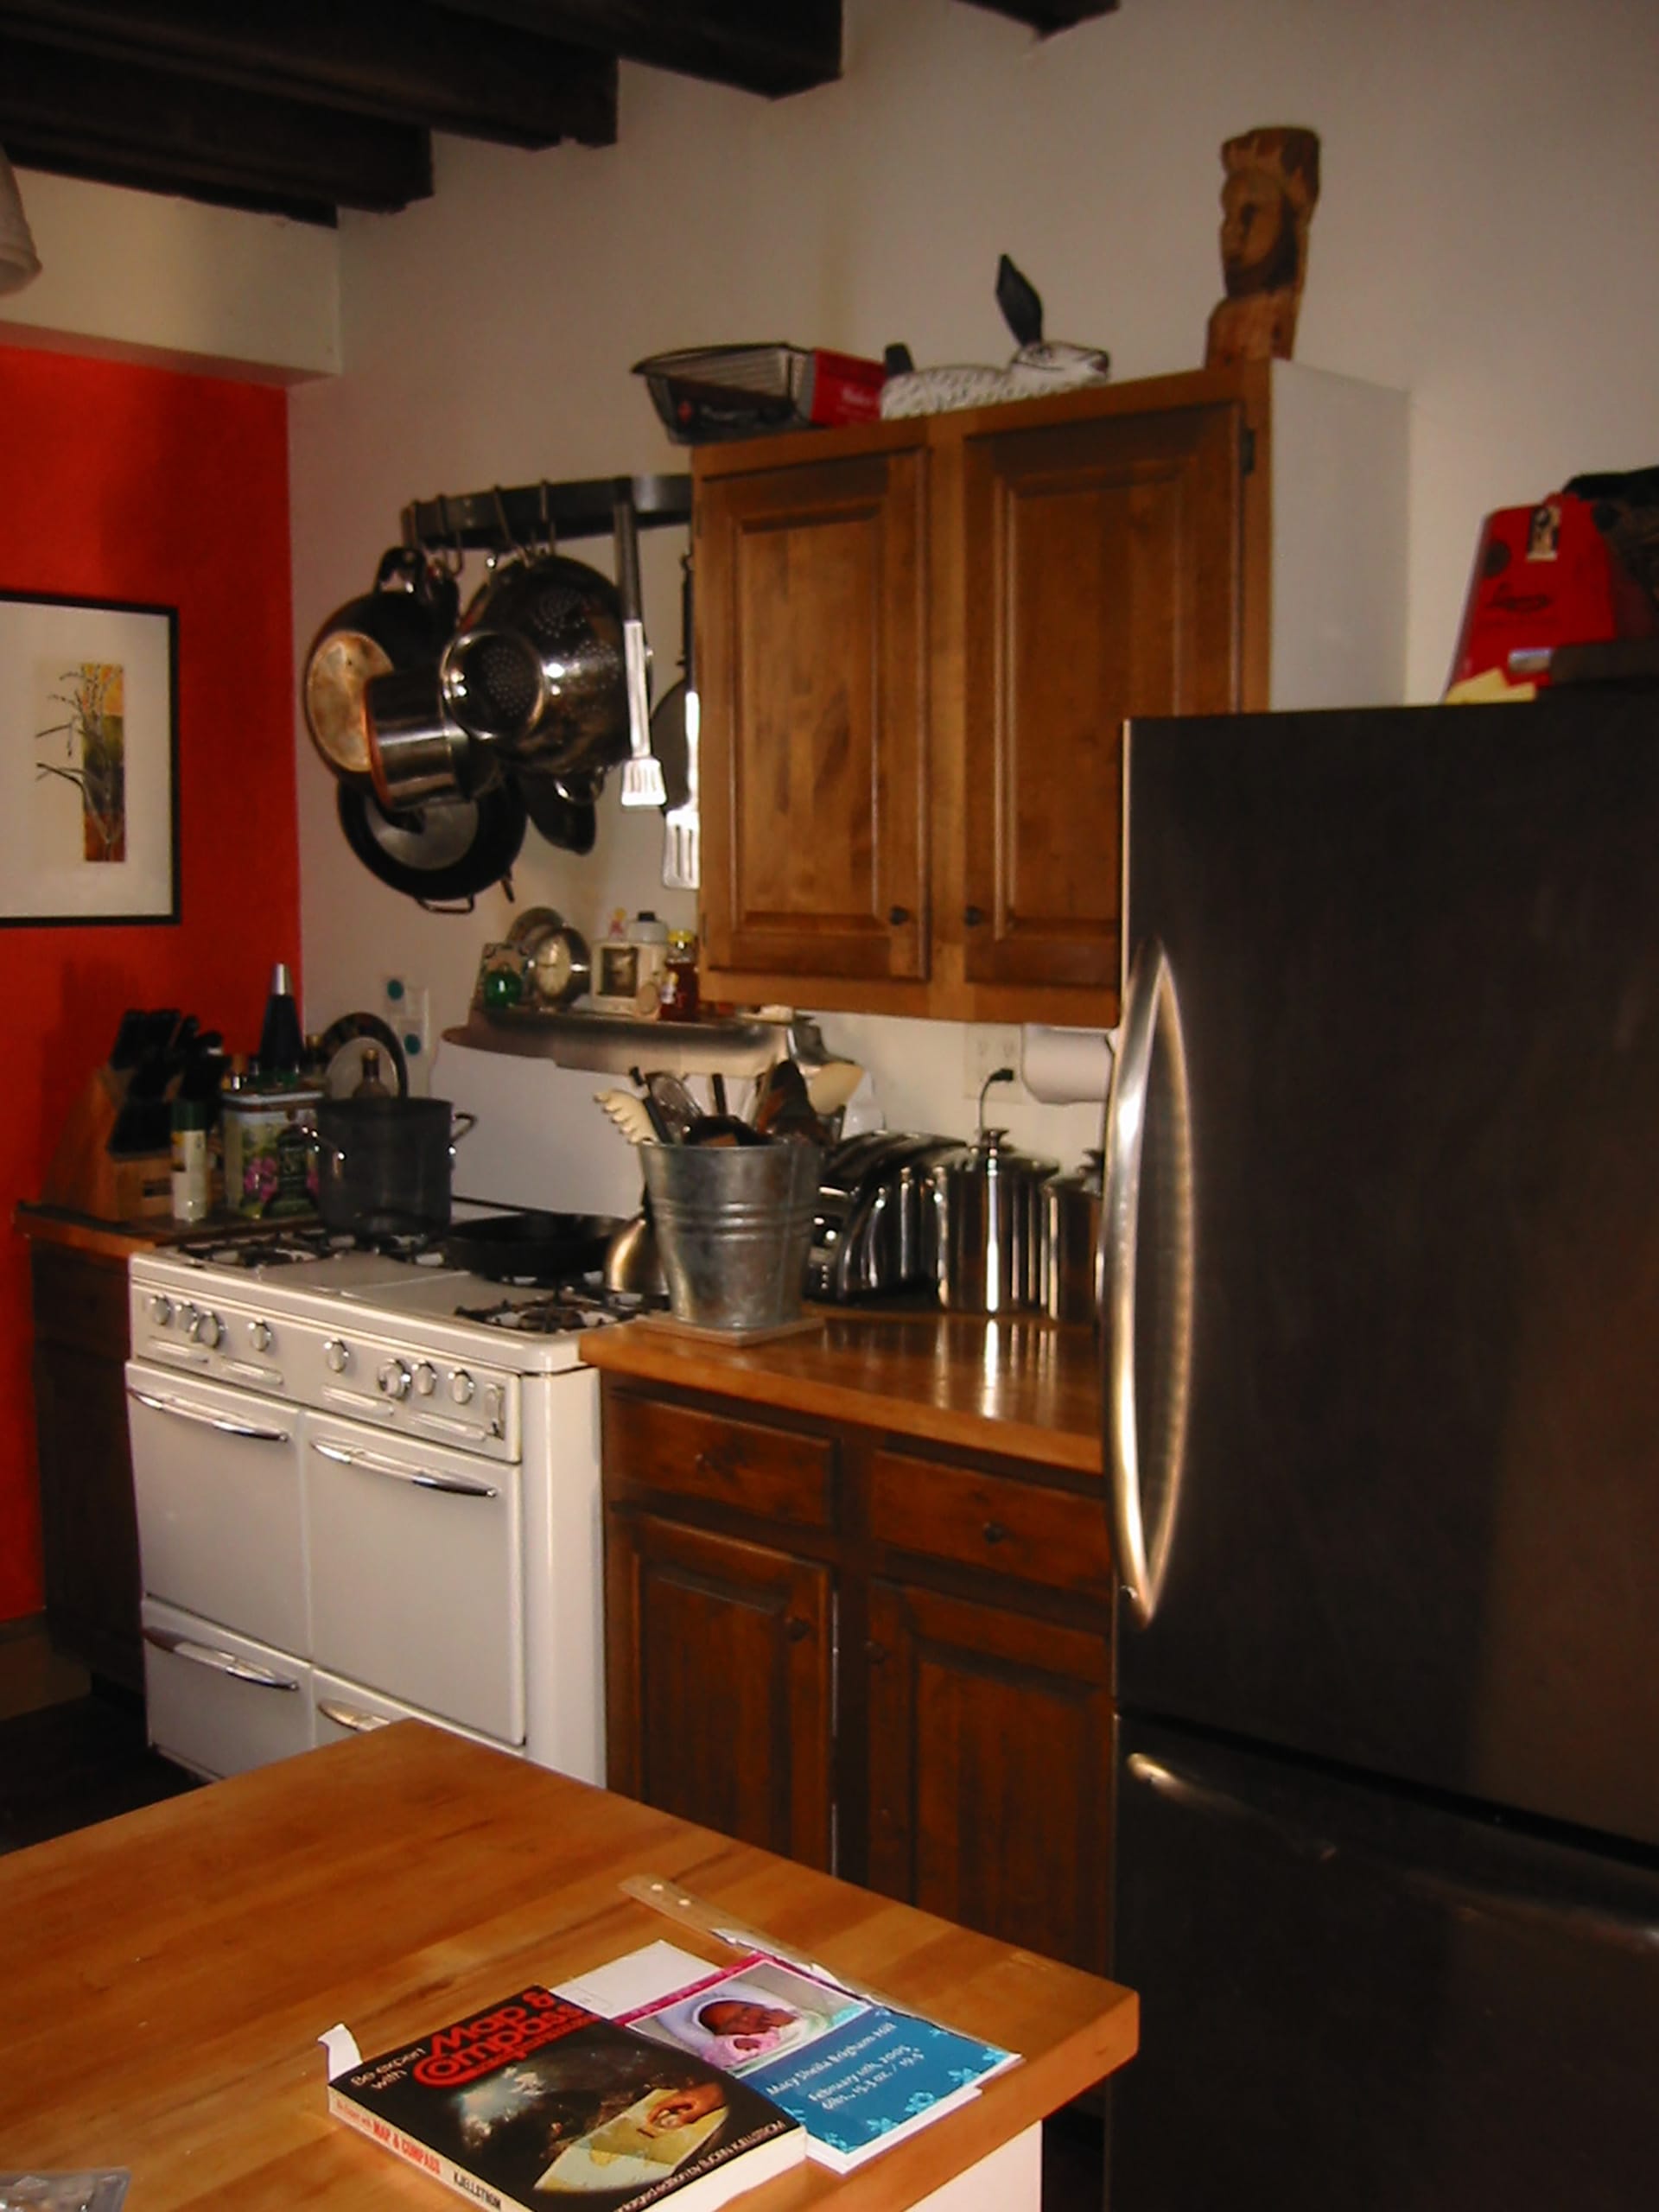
1020,1024 -> 1115,1106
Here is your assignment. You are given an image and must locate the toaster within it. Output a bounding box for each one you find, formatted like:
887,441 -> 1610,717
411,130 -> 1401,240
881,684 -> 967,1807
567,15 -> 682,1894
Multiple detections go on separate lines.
809,1132 -> 957,1301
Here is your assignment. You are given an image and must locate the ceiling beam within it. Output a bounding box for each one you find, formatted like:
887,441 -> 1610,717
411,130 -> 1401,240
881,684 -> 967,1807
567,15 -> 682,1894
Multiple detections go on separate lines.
0,0 -> 617,149
957,0 -> 1118,30
0,32 -> 433,217
435,0 -> 842,98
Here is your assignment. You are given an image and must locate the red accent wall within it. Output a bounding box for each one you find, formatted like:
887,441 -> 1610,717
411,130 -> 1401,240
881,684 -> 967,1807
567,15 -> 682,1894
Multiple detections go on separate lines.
0,344 -> 299,1622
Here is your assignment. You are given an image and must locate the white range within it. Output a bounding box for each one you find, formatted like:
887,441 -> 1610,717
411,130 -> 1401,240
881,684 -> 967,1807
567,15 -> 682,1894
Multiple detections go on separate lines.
124,1043 -> 646,1785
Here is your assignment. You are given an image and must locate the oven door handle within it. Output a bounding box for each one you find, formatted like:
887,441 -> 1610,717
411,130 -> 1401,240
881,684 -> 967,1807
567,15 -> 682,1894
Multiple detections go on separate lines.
126,1386 -> 291,1446
142,1626 -> 301,1691
317,1697 -> 391,1734
309,1438 -> 499,1498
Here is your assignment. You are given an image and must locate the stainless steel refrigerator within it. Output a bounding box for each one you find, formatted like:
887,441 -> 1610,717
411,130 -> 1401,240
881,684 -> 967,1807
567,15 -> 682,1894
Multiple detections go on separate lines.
1104,694 -> 1659,2209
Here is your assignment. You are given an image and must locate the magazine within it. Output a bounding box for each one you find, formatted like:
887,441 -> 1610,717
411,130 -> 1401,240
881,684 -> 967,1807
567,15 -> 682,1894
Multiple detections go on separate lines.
327,1983 -> 804,2211
560,1943 -> 1018,2175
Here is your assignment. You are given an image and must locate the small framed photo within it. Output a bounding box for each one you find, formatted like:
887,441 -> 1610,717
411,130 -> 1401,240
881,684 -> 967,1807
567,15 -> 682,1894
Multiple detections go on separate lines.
0,588 -> 180,925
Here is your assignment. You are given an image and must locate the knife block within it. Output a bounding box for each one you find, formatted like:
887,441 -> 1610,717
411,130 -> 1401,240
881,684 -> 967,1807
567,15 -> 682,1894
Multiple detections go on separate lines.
41,1065 -> 175,1222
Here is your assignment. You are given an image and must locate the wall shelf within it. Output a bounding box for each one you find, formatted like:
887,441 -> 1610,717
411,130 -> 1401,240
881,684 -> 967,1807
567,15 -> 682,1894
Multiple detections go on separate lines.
443,1008 -> 779,1077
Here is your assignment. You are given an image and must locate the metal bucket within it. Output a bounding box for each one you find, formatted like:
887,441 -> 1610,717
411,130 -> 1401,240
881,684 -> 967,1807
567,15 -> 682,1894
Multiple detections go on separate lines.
640,1139 -> 822,1332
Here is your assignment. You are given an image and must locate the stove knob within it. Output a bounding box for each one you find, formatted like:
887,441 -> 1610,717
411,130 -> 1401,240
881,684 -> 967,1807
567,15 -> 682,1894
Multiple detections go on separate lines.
248,1319 -> 273,1353
413,1363 -> 438,1397
324,1338 -> 350,1374
148,1294 -> 174,1326
191,1310 -> 224,1349
179,1303 -> 201,1338
378,1358 -> 412,1402
449,1370 -> 475,1406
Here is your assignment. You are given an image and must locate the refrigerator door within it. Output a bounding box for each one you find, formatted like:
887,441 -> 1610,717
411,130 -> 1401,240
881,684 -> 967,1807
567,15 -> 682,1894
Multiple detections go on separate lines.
1115,696 -> 1659,1844
1111,1714 -> 1659,2212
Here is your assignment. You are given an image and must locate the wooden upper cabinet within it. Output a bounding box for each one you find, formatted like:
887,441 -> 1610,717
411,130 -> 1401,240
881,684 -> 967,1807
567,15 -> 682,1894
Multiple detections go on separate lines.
696,429 -> 928,984
691,360 -> 1414,1026
956,399 -> 1243,995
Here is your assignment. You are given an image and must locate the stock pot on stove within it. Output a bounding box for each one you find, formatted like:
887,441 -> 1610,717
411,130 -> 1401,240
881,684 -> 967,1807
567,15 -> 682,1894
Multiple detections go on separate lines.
314,1096 -> 476,1238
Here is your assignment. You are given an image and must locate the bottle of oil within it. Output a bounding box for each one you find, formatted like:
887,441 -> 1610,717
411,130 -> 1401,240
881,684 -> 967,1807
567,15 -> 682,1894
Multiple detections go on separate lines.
353,1046 -> 392,1099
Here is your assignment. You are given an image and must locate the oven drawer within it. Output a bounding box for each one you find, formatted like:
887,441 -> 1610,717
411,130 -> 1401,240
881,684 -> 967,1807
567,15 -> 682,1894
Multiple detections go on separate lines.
312,1671 -> 520,1757
142,1597 -> 313,1781
305,1415 -> 525,1744
126,1363 -> 308,1654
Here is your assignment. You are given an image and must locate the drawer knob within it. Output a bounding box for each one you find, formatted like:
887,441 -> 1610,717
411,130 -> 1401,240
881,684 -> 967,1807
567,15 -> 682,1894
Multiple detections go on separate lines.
982,1520 -> 1007,1546
963,904 -> 985,927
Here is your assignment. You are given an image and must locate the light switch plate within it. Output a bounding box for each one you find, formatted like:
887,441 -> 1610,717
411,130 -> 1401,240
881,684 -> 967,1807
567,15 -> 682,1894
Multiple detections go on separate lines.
384,975 -> 431,1092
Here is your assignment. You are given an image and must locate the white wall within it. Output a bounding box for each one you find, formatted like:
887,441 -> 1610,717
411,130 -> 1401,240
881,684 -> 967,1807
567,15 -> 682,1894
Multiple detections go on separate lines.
287,0 -> 1659,1156
0,167 -> 340,379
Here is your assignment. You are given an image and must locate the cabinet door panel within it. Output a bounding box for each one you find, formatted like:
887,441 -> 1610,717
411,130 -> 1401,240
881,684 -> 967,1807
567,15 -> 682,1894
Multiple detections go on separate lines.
865,1579 -> 1111,1973
606,1512 -> 833,1869
697,446 -> 927,982
960,403 -> 1243,990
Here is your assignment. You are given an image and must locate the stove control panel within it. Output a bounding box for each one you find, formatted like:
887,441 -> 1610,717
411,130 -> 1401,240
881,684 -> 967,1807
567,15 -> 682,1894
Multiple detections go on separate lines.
127,1281 -> 524,1462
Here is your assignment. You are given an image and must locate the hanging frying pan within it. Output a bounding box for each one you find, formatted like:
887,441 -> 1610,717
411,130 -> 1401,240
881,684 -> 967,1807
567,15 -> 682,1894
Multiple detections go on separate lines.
517,765 -> 598,854
337,779 -> 526,904
303,547 -> 461,787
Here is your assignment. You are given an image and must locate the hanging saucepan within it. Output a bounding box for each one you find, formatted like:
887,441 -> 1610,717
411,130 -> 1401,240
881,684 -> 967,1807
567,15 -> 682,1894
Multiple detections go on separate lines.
336,778 -> 527,904
440,550 -> 632,785
302,547 -> 461,789
515,765 -> 599,854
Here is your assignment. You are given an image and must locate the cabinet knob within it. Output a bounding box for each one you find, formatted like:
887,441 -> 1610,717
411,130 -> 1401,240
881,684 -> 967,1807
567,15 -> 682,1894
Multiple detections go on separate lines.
785,1615 -> 812,1643
864,1639 -> 887,1664
888,905 -> 911,926
982,1520 -> 1007,1546
963,904 -> 985,927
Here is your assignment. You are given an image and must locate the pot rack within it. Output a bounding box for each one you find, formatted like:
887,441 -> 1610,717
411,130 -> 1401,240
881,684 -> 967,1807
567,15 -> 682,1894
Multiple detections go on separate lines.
401,472 -> 691,557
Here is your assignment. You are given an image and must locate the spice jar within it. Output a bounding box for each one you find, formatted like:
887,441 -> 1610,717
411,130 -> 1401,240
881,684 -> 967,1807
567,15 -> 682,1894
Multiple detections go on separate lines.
660,928 -> 700,1021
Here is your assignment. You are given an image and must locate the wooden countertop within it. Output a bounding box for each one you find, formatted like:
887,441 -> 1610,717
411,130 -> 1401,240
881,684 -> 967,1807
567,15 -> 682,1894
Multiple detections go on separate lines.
581,1307 -> 1103,1476
13,1198 -> 307,1261
0,1723 -> 1137,2210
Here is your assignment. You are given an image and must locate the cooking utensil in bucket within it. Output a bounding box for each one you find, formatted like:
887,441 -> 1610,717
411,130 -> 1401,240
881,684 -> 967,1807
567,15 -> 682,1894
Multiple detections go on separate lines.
640,1138 -> 822,1332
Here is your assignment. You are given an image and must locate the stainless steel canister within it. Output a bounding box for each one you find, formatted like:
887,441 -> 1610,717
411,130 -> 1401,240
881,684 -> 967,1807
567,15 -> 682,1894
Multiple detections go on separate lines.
931,1129 -> 1058,1313
640,1138 -> 823,1332
1045,1147 -> 1104,1325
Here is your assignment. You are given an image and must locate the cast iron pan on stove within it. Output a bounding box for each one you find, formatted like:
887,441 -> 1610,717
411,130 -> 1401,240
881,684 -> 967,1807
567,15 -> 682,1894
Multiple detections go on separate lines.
442,1211 -> 625,1285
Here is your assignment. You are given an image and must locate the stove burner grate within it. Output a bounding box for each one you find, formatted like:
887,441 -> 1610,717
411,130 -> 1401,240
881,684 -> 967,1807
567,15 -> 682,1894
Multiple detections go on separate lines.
454,1286 -> 653,1335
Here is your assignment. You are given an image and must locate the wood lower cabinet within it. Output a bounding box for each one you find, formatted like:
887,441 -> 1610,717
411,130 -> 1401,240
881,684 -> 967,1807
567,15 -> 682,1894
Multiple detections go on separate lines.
601,1376 -> 1115,1973
864,1580 -> 1113,1974
29,1242 -> 143,1694
606,1511 -> 834,1869
694,359 -> 1406,1027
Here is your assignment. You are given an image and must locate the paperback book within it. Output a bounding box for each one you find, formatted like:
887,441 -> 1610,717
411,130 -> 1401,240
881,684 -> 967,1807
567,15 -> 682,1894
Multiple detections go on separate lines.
562,1943 -> 1018,2175
327,1983 -> 804,2212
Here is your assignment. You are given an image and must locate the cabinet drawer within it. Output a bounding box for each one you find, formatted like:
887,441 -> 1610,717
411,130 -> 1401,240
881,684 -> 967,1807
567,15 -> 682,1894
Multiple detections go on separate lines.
868,1447 -> 1111,1599
605,1390 -> 836,1528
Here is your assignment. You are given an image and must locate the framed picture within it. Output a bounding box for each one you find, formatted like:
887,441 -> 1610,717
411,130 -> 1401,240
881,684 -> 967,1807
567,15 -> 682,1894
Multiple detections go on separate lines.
0,588 -> 179,925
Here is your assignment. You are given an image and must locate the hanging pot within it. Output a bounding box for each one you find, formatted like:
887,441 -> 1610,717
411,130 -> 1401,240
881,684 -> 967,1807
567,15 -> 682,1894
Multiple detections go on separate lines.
336,778 -> 526,904
303,547 -> 461,787
441,550 -> 631,783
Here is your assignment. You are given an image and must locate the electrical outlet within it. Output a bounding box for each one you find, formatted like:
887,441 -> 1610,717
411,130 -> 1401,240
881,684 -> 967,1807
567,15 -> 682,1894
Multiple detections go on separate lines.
384,975 -> 431,1090
963,1024 -> 1023,1103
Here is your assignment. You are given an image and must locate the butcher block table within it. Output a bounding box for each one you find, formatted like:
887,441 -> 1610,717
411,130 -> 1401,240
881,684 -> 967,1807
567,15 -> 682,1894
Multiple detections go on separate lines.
0,1722 -> 1136,2211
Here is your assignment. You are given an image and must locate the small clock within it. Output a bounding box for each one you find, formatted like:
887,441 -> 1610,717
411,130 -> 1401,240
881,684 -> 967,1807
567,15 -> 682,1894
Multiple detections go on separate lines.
506,906 -> 591,1009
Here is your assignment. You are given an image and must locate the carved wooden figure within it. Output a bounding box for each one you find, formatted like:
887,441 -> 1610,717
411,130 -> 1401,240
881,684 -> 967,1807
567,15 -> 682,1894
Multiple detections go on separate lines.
1205,125 -> 1321,369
